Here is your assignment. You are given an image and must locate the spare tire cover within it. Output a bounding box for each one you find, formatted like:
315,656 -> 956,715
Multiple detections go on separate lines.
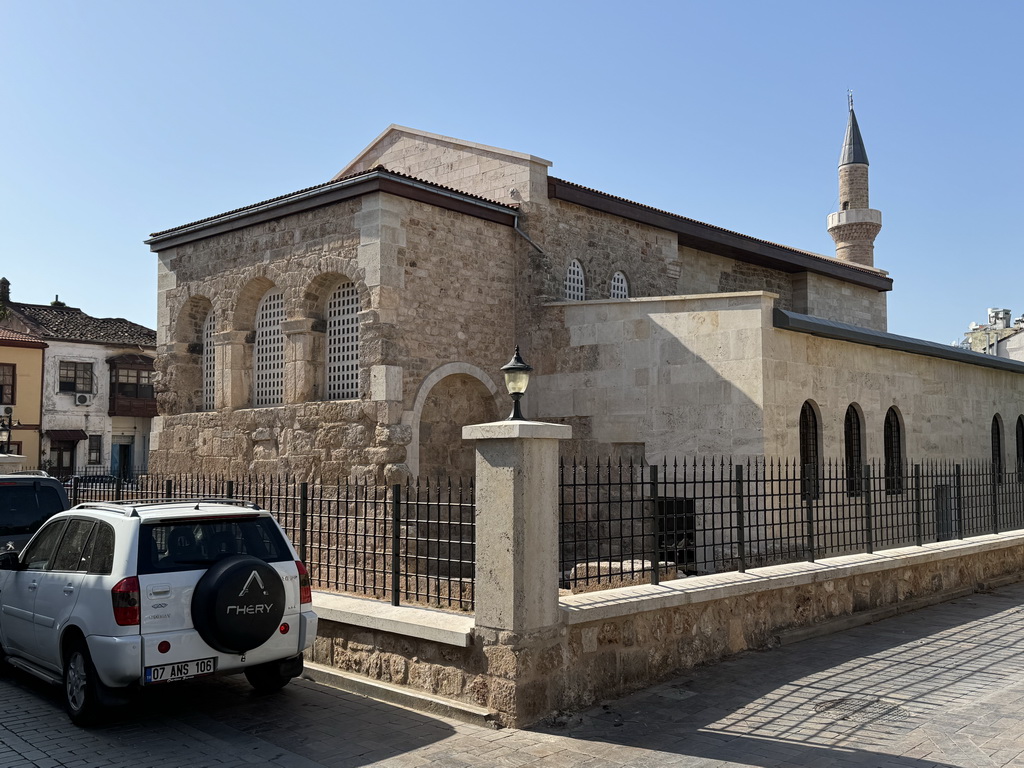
191,555 -> 286,654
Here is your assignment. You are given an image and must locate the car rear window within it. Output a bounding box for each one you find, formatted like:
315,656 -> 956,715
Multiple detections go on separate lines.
0,484 -> 67,536
137,517 -> 291,574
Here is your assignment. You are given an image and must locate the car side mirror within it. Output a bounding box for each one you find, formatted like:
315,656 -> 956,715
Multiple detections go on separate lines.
0,551 -> 22,570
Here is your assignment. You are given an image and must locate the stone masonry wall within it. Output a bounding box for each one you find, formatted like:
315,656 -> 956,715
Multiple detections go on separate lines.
309,536 -> 1024,728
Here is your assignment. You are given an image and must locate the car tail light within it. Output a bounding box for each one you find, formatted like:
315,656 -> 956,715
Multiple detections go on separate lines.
295,561 -> 312,606
111,576 -> 140,626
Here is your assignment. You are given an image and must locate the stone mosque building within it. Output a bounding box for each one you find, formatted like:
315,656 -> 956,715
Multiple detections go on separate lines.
146,107 -> 1024,481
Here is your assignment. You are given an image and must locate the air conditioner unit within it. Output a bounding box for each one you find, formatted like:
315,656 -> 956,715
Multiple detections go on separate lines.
74,393 -> 94,407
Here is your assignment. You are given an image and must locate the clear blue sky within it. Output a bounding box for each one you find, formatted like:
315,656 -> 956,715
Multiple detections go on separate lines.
1,1 -> 1020,345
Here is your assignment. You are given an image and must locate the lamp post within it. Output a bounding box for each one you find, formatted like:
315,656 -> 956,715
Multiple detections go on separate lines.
500,346 -> 533,421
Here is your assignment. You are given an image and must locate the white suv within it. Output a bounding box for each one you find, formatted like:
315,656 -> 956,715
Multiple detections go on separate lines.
0,499 -> 318,725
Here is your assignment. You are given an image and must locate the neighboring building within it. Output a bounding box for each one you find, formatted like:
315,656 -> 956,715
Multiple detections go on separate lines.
961,307 -> 1024,361
145,107 -> 1024,481
0,279 -> 157,476
0,328 -> 47,463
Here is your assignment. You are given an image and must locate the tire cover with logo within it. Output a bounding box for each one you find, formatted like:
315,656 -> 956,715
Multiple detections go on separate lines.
190,555 -> 286,654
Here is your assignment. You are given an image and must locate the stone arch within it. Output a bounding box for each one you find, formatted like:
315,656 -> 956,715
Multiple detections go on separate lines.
405,363 -> 502,479
171,295 -> 214,345
163,295 -> 214,414
230,275 -> 279,332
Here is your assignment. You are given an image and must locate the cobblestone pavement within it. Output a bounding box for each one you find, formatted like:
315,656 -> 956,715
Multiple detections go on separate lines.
5,583 -> 1024,767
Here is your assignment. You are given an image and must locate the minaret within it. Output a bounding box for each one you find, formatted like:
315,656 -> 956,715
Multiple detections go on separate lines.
827,95 -> 881,267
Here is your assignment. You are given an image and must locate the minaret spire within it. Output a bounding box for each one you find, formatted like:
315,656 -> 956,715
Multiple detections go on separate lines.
827,96 -> 881,267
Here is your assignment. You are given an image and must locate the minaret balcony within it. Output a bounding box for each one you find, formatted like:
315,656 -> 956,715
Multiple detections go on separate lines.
827,208 -> 882,229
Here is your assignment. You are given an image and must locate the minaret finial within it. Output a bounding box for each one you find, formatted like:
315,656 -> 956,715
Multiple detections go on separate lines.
848,90 -> 854,111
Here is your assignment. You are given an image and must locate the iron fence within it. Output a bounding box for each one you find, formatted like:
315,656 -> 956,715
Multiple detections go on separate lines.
559,457 -> 1024,592
59,469 -> 475,611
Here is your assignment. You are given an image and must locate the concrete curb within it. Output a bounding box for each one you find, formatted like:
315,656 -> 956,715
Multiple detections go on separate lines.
301,661 -> 500,729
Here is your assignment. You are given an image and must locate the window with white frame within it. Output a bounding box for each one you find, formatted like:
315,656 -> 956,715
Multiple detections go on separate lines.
202,311 -> 216,411
564,259 -> 586,301
253,289 -> 285,406
610,271 -> 629,299
325,280 -> 360,400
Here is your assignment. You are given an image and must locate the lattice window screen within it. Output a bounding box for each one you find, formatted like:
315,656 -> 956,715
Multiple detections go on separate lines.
202,311 -> 216,411
610,271 -> 629,299
564,259 -> 586,301
325,281 -> 360,400
253,290 -> 285,406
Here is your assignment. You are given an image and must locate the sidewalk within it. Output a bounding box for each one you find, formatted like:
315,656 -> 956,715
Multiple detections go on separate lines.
3,581 -> 1024,767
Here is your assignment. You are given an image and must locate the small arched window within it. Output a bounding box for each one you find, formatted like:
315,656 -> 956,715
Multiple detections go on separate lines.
253,289 -> 285,407
202,311 -> 215,411
992,415 -> 1004,485
844,405 -> 864,497
883,407 -> 903,495
610,271 -> 629,299
325,280 -> 360,401
1016,416 -> 1024,483
564,259 -> 586,301
799,401 -> 820,500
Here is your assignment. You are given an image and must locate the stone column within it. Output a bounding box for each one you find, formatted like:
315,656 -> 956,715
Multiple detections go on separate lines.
214,330 -> 251,410
281,318 -> 324,404
463,420 -> 571,633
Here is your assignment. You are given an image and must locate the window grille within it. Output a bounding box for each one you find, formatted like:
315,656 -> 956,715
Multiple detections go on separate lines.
0,364 -> 13,404
844,405 -> 864,497
253,290 -> 285,406
884,407 -> 903,494
1017,416 -> 1024,480
610,271 -> 629,299
564,259 -> 586,301
202,312 -> 215,411
325,281 -> 360,400
88,435 -> 102,465
799,401 -> 820,499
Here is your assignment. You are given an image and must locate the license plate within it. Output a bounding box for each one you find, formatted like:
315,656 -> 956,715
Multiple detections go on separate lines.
145,657 -> 217,684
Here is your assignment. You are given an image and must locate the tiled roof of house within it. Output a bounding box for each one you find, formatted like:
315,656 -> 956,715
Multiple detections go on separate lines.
5,303 -> 156,347
0,328 -> 46,346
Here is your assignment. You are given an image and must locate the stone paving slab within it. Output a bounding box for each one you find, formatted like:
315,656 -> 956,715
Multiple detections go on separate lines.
4,582 -> 1024,766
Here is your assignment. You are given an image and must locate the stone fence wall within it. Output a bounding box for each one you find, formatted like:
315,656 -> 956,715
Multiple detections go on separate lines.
306,420 -> 1024,728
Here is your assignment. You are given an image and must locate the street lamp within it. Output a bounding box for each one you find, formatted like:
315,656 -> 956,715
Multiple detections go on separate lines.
0,410 -> 20,454
500,346 -> 533,421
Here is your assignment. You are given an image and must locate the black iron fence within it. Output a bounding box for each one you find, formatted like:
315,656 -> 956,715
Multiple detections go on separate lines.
59,470 -> 475,611
559,457 -> 1024,592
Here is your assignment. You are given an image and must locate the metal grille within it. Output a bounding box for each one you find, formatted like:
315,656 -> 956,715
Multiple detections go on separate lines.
253,290 -> 284,406
844,406 -> 864,497
799,402 -> 820,500
884,407 -> 903,494
325,281 -> 359,401
610,271 -> 629,299
564,259 -> 586,301
992,416 -> 1004,485
202,311 -> 215,411
559,456 -> 1024,593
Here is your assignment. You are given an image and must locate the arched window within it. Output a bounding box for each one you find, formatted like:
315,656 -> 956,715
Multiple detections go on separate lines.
564,259 -> 586,301
1016,416 -> 1024,483
799,401 -> 820,500
610,271 -> 629,299
325,280 -> 360,401
253,289 -> 285,407
202,311 -> 215,411
992,415 -> 1004,485
844,405 -> 864,497
883,407 -> 903,495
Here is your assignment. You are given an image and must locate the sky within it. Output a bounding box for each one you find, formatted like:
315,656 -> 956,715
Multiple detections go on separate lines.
1,1 -> 1020,346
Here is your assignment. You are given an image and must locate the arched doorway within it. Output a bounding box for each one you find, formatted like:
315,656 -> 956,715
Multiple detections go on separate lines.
417,373 -> 498,480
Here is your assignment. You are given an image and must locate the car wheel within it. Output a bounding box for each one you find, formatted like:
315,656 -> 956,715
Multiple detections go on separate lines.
244,662 -> 293,694
64,641 -> 104,726
191,555 -> 286,654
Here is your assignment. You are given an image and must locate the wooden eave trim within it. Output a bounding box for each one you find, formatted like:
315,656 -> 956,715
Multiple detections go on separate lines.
548,178 -> 893,293
146,172 -> 517,251
0,339 -> 48,350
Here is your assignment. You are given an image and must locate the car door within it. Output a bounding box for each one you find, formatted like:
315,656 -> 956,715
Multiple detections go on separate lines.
32,518 -> 95,670
0,520 -> 67,658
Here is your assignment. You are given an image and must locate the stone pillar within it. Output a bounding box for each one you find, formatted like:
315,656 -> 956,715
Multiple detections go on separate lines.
463,420 -> 571,634
214,330 -> 251,410
281,318 -> 324,404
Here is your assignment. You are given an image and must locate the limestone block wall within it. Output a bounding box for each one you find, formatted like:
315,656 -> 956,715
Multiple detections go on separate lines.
762,326 -> 1024,460
793,271 -> 888,331
529,292 -> 772,458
